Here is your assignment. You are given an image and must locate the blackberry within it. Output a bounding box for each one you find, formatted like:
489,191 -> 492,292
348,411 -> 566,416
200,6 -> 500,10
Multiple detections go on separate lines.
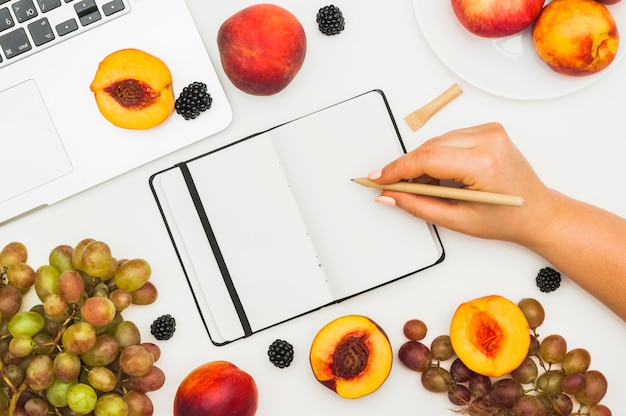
175,82 -> 212,120
150,314 -> 176,340
536,267 -> 561,293
268,339 -> 294,368
316,5 -> 345,36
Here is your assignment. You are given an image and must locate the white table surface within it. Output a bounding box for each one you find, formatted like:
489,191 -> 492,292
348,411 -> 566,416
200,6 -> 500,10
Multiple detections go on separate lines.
3,1 -> 626,414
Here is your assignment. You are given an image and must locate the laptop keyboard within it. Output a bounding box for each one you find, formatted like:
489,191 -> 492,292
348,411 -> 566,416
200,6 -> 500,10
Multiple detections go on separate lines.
0,0 -> 130,69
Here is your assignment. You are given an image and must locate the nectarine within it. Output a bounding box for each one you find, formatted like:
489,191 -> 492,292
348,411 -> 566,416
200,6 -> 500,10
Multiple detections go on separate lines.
217,4 -> 306,95
449,295 -> 530,378
451,0 -> 545,38
90,49 -> 174,129
532,0 -> 620,76
173,361 -> 257,416
309,315 -> 392,399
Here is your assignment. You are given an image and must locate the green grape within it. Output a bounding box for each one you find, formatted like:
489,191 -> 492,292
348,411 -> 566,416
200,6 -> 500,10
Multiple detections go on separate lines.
49,244 -> 76,273
512,395 -> 550,416
123,390 -> 154,416
588,404 -> 613,416
62,322 -> 97,355
488,378 -> 523,409
53,351 -> 82,382
114,259 -> 151,292
71,238 -> 95,271
140,342 -> 161,362
82,334 -> 120,367
561,348 -> 591,374
88,367 -> 117,392
34,265 -> 60,302
43,294 -> 68,319
550,393 -> 574,415
46,377 -> 78,407
79,239 -> 113,277
24,396 -> 49,416
575,370 -> 608,406
66,383 -> 97,414
0,284 -> 23,319
109,289 -> 132,311
517,298 -> 545,329
58,270 -> 85,304
402,318 -> 428,341
129,282 -> 158,306
511,356 -> 538,384
5,364 -> 26,387
539,334 -> 567,363
536,370 -> 565,395
81,296 -> 116,327
95,393 -> 129,416
91,282 -> 110,298
420,366 -> 453,393
104,312 -> 124,336
119,345 -> 154,377
8,311 -> 44,337
398,340 -> 432,372
130,366 -> 165,392
430,335 -> 454,361
0,241 -> 28,266
25,354 -> 54,391
9,334 -> 34,357
114,321 -> 141,348
6,262 -> 36,289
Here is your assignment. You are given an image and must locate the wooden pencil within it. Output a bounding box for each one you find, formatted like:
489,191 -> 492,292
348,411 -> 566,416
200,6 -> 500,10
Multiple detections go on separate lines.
352,177 -> 524,207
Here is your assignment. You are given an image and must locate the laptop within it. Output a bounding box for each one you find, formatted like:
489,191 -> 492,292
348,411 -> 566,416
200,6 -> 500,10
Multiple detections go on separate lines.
0,0 -> 232,224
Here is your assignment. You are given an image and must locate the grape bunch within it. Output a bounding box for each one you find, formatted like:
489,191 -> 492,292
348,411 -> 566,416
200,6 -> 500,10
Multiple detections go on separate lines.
398,298 -> 612,416
0,239 -> 163,416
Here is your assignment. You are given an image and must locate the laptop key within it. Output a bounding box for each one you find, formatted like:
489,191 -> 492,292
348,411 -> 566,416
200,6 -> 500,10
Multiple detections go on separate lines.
55,17 -> 77,36
36,0 -> 62,13
0,27 -> 31,59
74,0 -> 100,26
103,0 -> 124,17
0,7 -> 15,32
28,17 -> 54,46
12,0 -> 38,23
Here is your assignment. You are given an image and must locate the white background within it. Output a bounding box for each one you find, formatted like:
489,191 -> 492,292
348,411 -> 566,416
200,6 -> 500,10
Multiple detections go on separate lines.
2,0 -> 626,415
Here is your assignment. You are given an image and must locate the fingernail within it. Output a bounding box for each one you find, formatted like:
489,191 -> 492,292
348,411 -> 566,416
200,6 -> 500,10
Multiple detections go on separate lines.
368,169 -> 382,180
375,196 -> 396,206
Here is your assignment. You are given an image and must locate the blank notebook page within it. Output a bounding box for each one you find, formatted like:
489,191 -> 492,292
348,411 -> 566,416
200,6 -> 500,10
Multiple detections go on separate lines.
151,90 -> 443,344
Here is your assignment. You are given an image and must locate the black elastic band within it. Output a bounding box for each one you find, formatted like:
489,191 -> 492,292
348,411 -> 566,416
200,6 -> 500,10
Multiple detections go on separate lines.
176,162 -> 253,337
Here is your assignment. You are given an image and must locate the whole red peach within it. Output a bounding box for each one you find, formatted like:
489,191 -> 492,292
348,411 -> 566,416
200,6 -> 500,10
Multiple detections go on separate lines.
173,361 -> 258,416
217,4 -> 306,95
532,0 -> 619,76
451,0 -> 545,38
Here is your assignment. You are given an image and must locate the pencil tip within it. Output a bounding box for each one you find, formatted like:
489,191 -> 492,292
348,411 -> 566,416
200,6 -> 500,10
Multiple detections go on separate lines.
349,178 -> 355,182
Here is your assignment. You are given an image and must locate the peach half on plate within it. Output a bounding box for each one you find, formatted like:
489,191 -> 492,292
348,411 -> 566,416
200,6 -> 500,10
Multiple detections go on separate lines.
309,314 -> 393,399
90,48 -> 174,129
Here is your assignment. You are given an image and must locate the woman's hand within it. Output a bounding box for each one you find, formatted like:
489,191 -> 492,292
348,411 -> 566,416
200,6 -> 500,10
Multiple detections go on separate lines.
369,122 -> 560,244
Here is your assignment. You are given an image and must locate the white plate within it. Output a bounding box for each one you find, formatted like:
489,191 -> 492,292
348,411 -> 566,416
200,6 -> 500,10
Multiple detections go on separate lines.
412,0 -> 626,100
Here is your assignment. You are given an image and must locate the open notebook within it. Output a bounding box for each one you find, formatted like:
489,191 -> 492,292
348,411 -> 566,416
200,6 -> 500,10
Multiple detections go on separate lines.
149,90 -> 445,345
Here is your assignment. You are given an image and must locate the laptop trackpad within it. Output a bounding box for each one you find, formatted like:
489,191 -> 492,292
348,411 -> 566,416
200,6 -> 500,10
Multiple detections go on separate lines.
1,80 -> 73,203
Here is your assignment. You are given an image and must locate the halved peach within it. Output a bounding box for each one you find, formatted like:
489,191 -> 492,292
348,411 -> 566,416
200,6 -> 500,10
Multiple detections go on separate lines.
309,315 -> 392,399
90,48 -> 174,129
450,295 -> 530,378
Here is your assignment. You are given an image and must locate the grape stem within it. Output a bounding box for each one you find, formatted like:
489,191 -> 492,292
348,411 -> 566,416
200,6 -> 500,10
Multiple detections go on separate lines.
0,359 -> 17,393
7,381 -> 27,416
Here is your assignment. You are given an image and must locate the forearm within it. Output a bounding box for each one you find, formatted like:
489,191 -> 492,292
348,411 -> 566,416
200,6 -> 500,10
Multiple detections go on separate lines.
522,191 -> 626,321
